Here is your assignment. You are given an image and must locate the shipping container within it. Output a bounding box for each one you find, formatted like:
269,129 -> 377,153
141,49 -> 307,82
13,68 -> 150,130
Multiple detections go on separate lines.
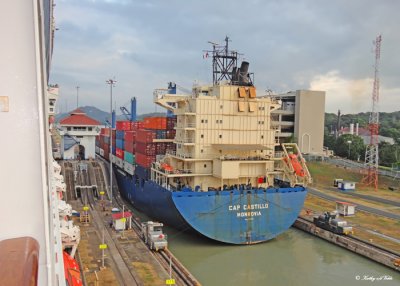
166,117 -> 177,129
166,130 -> 176,139
136,129 -> 156,143
116,147 -> 124,159
124,130 -> 136,142
116,130 -> 125,140
124,141 -> 135,154
116,120 -> 132,131
123,161 -> 135,176
155,130 -> 167,139
136,142 -> 156,156
112,146 -> 116,155
112,130 -> 116,141
99,148 -> 104,157
100,128 -> 110,136
116,139 -> 124,150
124,151 -> 135,165
135,152 -> 155,168
131,121 -> 144,130
143,117 -> 167,130
156,142 -> 167,154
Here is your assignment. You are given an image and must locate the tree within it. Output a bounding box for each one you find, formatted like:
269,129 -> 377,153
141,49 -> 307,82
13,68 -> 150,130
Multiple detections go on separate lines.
379,142 -> 400,167
334,134 -> 365,161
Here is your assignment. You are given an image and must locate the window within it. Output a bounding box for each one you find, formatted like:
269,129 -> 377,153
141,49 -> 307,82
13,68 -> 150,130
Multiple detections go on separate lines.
201,134 -> 204,138
220,105 -> 223,109
201,119 -> 204,123
219,120 -> 222,124
205,119 -> 208,123
88,127 -> 92,131
201,149 -> 203,153
219,134 -> 222,138
49,108 -> 54,112
216,120 -> 219,124
67,127 -> 71,131
204,164 -> 207,168
261,135 -> 264,139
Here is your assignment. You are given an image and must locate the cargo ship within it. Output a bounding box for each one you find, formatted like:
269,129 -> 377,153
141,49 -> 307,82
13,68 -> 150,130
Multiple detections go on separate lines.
96,38 -> 312,244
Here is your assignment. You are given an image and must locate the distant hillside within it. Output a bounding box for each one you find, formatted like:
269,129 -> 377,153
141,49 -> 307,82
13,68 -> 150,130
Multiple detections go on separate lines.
55,106 -> 166,125
325,111 -> 400,142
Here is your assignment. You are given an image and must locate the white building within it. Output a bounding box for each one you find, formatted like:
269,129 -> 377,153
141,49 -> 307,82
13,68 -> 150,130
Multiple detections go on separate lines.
269,90 -> 326,154
59,109 -> 101,160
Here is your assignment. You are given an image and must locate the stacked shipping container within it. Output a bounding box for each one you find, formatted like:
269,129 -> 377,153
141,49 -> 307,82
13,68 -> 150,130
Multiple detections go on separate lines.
95,116 -> 176,173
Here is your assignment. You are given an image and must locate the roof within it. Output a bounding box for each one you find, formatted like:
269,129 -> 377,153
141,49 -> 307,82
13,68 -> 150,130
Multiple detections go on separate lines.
60,109 -> 100,126
112,211 -> 132,220
336,201 -> 356,206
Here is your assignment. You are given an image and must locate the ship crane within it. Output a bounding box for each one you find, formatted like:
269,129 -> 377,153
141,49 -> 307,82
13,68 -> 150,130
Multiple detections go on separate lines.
120,97 -> 137,121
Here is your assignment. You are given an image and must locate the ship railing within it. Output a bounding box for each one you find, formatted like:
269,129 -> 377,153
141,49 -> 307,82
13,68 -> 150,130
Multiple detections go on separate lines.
166,150 -> 193,159
174,137 -> 195,143
219,155 -> 271,161
153,88 -> 169,101
176,122 -> 196,128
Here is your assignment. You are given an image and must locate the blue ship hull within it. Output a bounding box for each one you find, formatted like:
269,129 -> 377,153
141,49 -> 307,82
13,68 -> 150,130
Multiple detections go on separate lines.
114,167 -> 307,244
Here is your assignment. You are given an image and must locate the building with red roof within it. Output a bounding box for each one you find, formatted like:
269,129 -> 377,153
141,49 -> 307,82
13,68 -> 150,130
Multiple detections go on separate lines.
59,109 -> 101,160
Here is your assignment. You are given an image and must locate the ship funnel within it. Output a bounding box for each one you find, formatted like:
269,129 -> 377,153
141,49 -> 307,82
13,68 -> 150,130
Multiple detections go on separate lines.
238,61 -> 250,85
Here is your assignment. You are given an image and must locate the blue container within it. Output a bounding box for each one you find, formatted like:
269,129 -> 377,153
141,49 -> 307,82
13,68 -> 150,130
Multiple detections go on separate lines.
155,130 -> 167,139
124,151 -> 135,164
112,146 -> 116,155
116,139 -> 124,150
116,130 -> 125,140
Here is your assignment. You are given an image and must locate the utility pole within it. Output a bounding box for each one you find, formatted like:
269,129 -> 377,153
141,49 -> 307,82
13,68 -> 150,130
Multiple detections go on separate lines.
106,79 -> 116,204
76,86 -> 80,108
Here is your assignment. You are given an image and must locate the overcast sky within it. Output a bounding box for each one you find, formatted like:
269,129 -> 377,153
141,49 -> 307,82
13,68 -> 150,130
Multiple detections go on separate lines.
50,0 -> 400,115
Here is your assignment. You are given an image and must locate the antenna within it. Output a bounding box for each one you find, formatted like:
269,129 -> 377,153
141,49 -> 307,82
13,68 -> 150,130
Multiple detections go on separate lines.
361,35 -> 382,191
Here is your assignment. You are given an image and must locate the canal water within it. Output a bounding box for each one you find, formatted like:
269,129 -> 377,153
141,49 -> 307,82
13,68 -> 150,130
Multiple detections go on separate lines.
164,226 -> 400,286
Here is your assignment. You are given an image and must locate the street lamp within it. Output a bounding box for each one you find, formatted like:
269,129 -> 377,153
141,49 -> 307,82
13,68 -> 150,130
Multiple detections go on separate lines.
106,79 -> 116,205
76,86 -> 80,108
347,140 -> 352,159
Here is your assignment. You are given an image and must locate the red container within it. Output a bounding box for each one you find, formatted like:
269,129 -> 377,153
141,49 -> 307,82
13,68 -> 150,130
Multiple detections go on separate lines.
167,117 -> 177,130
112,129 -> 116,140
156,142 -> 167,154
100,128 -> 110,136
135,152 -> 155,168
166,130 -> 176,139
124,141 -> 135,154
131,121 -> 144,130
143,117 -> 167,130
124,130 -> 136,142
116,148 -> 124,159
116,120 -> 132,131
136,142 -> 156,156
136,129 -> 155,143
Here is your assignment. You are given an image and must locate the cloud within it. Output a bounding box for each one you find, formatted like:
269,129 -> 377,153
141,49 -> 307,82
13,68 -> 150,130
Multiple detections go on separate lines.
50,0 -> 400,114
309,70 -> 399,114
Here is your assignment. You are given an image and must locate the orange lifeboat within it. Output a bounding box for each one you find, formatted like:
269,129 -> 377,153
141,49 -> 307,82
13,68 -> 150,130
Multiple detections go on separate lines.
161,163 -> 174,172
63,251 -> 82,286
284,154 -> 305,177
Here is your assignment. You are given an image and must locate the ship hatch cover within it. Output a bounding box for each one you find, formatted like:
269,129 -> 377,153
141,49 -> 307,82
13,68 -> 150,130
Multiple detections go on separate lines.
212,144 -> 271,151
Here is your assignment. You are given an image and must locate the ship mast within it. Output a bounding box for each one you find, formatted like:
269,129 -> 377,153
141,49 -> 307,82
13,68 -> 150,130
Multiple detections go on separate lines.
205,36 -> 253,86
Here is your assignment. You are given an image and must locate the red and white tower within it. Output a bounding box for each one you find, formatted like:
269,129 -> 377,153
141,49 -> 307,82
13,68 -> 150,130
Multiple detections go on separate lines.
361,35 -> 382,190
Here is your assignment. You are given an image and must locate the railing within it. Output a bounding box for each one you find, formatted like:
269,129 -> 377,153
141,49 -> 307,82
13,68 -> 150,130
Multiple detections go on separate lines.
219,155 -> 271,161
175,122 -> 196,129
174,137 -> 195,143
166,150 -> 193,159
0,237 -> 39,286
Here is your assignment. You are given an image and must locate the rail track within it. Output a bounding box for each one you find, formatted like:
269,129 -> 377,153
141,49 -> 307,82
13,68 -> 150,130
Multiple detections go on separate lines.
95,156 -> 200,285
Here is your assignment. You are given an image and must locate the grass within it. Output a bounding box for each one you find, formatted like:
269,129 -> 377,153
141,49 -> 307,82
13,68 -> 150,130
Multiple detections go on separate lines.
307,161 -> 400,202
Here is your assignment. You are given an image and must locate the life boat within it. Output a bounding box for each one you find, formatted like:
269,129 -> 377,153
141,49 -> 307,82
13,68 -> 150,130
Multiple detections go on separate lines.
284,154 -> 305,177
161,163 -> 174,172
63,251 -> 82,286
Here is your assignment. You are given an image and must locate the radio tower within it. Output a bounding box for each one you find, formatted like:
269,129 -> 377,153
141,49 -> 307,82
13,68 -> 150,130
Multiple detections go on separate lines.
361,35 -> 382,191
